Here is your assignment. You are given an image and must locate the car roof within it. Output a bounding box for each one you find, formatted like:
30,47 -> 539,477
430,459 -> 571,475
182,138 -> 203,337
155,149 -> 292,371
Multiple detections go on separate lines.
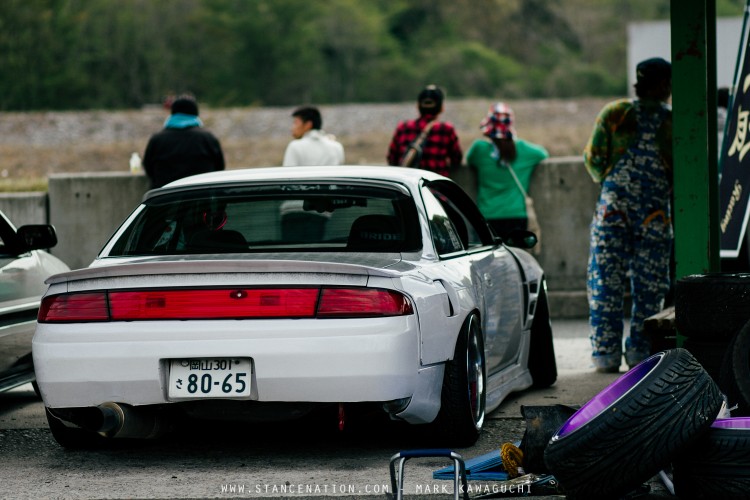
150,166 -> 447,195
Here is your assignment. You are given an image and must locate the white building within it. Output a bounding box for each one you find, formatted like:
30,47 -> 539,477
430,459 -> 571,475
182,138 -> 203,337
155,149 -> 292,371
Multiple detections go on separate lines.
627,17 -> 743,95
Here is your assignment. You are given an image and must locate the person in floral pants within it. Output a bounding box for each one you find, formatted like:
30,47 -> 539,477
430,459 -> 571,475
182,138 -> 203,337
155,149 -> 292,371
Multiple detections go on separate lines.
584,58 -> 673,372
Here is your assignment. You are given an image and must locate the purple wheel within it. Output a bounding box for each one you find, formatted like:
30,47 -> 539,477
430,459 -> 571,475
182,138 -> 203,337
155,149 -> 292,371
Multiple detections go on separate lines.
543,348 -> 722,500
673,417 -> 750,499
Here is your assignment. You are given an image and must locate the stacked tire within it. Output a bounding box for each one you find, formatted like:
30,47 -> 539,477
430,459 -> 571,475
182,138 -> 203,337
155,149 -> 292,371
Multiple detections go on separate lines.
673,417 -> 750,499
675,273 -> 750,415
674,273 -> 750,383
544,348 -> 723,499
539,273 -> 750,498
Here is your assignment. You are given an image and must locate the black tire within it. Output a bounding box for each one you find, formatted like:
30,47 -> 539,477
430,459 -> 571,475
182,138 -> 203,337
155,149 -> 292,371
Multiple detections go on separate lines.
673,417 -> 750,499
543,348 -> 723,500
675,273 -> 750,341
46,408 -> 106,449
528,284 -> 557,388
682,337 -> 727,383
719,320 -> 750,416
430,313 -> 486,447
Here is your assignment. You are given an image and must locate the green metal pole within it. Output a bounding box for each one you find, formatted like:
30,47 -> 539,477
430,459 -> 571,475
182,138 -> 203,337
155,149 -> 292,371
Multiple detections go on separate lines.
670,0 -> 720,277
671,0 -> 720,346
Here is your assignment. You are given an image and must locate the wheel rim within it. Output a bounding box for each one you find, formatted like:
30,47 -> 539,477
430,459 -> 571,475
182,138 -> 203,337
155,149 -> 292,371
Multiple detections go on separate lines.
466,317 -> 485,428
556,352 -> 663,437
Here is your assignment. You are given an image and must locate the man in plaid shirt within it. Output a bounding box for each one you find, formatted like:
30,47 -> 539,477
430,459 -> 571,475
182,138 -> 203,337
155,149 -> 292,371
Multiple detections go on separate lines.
387,85 -> 463,177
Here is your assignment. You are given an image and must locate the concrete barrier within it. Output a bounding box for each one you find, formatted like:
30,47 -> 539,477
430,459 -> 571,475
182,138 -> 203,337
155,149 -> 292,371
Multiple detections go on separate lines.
3,159 -> 599,317
47,172 -> 150,269
0,192 -> 48,227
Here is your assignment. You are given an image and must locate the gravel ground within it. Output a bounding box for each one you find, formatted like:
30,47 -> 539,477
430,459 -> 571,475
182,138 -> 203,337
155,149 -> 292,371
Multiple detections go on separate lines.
0,97 -> 612,181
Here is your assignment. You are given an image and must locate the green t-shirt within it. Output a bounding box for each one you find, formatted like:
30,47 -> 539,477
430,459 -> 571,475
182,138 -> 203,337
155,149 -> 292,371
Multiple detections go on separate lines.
467,138 -> 549,220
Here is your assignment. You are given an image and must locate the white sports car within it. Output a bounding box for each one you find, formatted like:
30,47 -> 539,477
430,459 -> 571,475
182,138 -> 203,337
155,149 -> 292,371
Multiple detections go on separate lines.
33,166 -> 556,448
1,210 -> 69,394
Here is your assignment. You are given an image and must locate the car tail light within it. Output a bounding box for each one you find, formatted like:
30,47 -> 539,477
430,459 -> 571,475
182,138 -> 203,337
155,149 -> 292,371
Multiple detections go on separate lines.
108,289 -> 318,319
38,287 -> 412,322
39,292 -> 110,322
317,288 -> 413,317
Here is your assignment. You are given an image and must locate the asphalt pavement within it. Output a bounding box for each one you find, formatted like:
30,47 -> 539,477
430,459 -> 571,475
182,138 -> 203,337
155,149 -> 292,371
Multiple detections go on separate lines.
0,318 -> 678,499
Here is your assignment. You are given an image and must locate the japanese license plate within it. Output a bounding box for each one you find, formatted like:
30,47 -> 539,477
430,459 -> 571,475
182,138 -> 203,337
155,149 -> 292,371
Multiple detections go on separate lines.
168,358 -> 252,399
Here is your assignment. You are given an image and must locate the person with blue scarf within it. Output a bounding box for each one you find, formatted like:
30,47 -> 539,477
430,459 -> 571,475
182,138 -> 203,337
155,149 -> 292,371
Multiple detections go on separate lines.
143,95 -> 225,189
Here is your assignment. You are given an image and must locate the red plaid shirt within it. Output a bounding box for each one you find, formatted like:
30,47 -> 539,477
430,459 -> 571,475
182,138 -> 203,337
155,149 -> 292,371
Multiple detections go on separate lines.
387,115 -> 463,177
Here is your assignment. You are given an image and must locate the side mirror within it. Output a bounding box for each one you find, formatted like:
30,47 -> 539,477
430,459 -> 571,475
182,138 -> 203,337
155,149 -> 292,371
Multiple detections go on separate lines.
16,224 -> 58,251
503,229 -> 538,250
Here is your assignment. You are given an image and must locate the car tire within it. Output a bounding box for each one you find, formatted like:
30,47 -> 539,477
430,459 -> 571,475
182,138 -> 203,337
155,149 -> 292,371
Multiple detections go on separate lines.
682,337 -> 727,383
430,313 -> 486,447
719,320 -> 750,416
673,417 -> 750,499
543,348 -> 723,500
46,408 -> 106,449
528,284 -> 557,388
675,273 -> 750,341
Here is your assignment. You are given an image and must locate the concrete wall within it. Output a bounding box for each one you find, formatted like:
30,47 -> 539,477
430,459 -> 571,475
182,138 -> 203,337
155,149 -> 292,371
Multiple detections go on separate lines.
47,173 -> 150,269
0,192 -> 48,228
1,160 -> 599,317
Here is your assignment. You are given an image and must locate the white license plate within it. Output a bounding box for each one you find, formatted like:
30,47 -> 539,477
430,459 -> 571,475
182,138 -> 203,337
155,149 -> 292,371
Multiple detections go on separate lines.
168,358 -> 252,399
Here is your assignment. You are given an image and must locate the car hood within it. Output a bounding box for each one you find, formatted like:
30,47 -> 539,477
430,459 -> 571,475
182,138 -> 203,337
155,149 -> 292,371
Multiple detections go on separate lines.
47,252 -> 419,285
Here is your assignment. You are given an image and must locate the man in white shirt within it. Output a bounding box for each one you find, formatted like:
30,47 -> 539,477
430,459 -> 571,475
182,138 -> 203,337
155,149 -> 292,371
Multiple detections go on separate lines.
282,107 -> 345,166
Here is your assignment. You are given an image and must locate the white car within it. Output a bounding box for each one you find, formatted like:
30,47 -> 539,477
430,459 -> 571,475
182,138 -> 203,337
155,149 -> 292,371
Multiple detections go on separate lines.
33,166 -> 556,448
0,211 -> 69,393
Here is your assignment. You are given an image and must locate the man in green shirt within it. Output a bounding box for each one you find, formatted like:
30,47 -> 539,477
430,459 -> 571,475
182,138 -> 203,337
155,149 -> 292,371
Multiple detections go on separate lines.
467,102 -> 549,239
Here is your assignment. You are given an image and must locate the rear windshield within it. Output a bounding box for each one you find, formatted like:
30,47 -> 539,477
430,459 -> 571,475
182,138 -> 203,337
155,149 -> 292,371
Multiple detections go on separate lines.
107,183 -> 421,256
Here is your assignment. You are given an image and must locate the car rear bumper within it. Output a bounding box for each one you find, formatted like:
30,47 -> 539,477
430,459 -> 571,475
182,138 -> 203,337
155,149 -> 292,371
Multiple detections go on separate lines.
33,316 -> 423,409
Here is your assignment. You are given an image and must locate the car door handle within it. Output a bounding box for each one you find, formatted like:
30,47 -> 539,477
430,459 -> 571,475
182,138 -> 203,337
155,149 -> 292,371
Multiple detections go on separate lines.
483,273 -> 493,287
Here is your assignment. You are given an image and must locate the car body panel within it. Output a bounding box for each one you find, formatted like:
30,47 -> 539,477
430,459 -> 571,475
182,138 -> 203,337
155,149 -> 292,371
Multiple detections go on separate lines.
0,211 -> 69,392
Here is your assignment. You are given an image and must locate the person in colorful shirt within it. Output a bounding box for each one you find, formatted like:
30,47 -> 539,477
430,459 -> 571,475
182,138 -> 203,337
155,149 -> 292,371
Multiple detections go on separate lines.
584,57 -> 673,373
143,95 -> 225,189
466,102 -> 549,239
387,85 -> 463,178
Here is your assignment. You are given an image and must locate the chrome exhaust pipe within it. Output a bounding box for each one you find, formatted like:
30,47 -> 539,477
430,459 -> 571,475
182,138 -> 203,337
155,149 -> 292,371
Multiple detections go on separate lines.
97,402 -> 164,439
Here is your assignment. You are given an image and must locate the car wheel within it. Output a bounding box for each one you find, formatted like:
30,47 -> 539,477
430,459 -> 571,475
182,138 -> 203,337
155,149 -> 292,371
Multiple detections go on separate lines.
528,284 -> 557,388
719,320 -> 750,416
543,348 -> 723,500
675,273 -> 750,341
45,408 -> 106,449
673,417 -> 750,499
431,313 -> 486,447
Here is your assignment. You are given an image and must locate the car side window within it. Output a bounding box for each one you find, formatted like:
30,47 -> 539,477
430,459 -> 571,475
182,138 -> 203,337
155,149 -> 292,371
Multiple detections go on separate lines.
0,213 -> 19,256
421,187 -> 464,256
426,181 -> 495,248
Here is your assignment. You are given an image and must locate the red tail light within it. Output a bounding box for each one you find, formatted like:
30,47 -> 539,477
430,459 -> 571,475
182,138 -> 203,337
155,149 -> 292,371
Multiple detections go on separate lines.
108,289 -> 318,319
39,292 -> 110,322
38,287 -> 413,322
317,288 -> 413,317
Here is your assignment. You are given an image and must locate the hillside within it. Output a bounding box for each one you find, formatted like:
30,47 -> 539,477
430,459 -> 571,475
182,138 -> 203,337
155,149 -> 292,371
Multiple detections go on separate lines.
0,97 -> 611,187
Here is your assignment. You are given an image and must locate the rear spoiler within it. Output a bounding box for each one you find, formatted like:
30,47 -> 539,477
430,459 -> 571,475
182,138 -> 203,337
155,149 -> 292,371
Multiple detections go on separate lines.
45,258 -> 405,285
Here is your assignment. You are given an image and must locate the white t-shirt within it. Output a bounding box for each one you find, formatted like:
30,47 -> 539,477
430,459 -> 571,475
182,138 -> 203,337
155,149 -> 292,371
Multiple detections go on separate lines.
282,130 -> 345,166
